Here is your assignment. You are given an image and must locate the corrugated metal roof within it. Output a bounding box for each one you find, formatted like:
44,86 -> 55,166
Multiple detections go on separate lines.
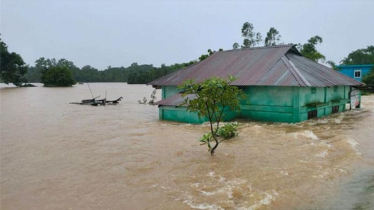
149,45 -> 363,87
154,93 -> 196,106
286,53 -> 363,87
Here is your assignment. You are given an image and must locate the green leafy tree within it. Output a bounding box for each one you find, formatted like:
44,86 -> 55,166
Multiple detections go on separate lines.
24,66 -> 42,83
233,43 -> 239,49
40,66 -> 76,87
241,22 -> 262,48
264,27 -> 281,46
341,46 -> 374,65
363,68 -> 374,91
326,60 -> 338,70
199,50 -> 210,61
179,76 -> 246,155
199,49 -> 223,61
298,35 -> 326,62
0,37 -> 28,86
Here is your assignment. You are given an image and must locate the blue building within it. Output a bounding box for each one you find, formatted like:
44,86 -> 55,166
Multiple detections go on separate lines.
336,64 -> 373,82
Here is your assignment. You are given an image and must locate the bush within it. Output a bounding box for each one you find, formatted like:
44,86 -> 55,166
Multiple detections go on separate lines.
200,133 -> 212,144
362,71 -> 374,92
41,66 -> 76,87
217,122 -> 238,139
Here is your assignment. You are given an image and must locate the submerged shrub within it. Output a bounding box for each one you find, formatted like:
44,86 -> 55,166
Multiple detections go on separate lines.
217,122 -> 238,139
200,132 -> 212,143
180,76 -> 245,155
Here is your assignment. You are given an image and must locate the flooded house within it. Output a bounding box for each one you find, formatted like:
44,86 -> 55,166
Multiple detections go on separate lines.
336,64 -> 373,82
149,45 -> 363,123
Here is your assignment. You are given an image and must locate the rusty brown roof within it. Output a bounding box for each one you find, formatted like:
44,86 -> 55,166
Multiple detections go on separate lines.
149,45 -> 363,87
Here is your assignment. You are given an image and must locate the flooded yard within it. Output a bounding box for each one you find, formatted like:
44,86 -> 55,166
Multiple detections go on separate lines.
1,83 -> 373,210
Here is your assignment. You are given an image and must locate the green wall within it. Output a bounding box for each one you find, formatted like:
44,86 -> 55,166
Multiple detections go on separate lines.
298,86 -> 351,121
159,106 -> 237,124
158,85 -> 358,124
239,86 -> 295,122
162,86 -> 180,99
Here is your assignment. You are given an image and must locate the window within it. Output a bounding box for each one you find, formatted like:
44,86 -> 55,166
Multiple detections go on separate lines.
311,87 -> 316,94
354,70 -> 361,78
332,105 -> 339,113
308,110 -> 317,119
334,86 -> 338,92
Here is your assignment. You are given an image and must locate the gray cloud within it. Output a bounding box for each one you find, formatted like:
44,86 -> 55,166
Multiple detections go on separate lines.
1,0 -> 373,69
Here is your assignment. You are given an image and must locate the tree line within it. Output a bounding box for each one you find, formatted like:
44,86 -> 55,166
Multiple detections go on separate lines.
1,23 -> 373,87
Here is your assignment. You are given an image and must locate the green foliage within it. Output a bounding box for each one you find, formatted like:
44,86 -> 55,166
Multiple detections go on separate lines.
217,122 -> 238,139
40,66 -> 76,87
127,62 -> 194,84
234,24 -> 282,49
24,48 -> 227,84
241,22 -> 262,48
264,27 -> 281,46
326,60 -> 338,70
298,35 -> 326,62
179,76 -> 246,155
199,54 -> 209,61
343,45 -> 374,92
0,37 -> 28,86
363,70 -> 374,91
198,48 -> 223,61
200,132 -> 212,143
341,46 -> 374,65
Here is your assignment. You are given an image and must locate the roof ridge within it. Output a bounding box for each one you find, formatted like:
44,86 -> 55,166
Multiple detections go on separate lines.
281,55 -> 310,86
149,44 -> 363,87
218,44 -> 295,54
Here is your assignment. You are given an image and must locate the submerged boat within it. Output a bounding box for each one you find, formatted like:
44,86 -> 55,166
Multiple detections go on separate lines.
70,97 -> 122,106
70,84 -> 123,106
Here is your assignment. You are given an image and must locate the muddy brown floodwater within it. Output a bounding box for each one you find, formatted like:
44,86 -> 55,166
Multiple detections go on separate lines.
1,83 -> 374,210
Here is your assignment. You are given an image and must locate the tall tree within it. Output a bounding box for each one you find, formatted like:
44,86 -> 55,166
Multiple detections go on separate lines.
0,37 -> 28,86
264,27 -> 281,46
341,46 -> 374,65
232,43 -> 239,49
241,22 -> 262,48
298,35 -> 326,62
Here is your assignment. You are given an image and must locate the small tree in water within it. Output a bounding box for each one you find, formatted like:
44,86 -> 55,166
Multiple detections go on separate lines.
179,76 -> 246,155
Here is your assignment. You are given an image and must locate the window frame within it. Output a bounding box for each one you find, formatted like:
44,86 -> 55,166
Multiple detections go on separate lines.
332,105 -> 339,113
354,70 -> 361,78
308,110 -> 318,119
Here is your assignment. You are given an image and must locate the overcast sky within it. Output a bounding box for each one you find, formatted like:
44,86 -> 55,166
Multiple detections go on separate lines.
1,0 -> 373,69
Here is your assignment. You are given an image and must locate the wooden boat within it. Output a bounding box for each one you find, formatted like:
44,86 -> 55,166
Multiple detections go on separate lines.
69,84 -> 122,106
70,96 -> 122,106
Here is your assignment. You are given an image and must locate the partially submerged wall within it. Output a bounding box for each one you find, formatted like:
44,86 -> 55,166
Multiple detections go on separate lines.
159,106 -> 237,124
239,86 -> 295,122
299,86 -> 351,121
158,85 -> 358,124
